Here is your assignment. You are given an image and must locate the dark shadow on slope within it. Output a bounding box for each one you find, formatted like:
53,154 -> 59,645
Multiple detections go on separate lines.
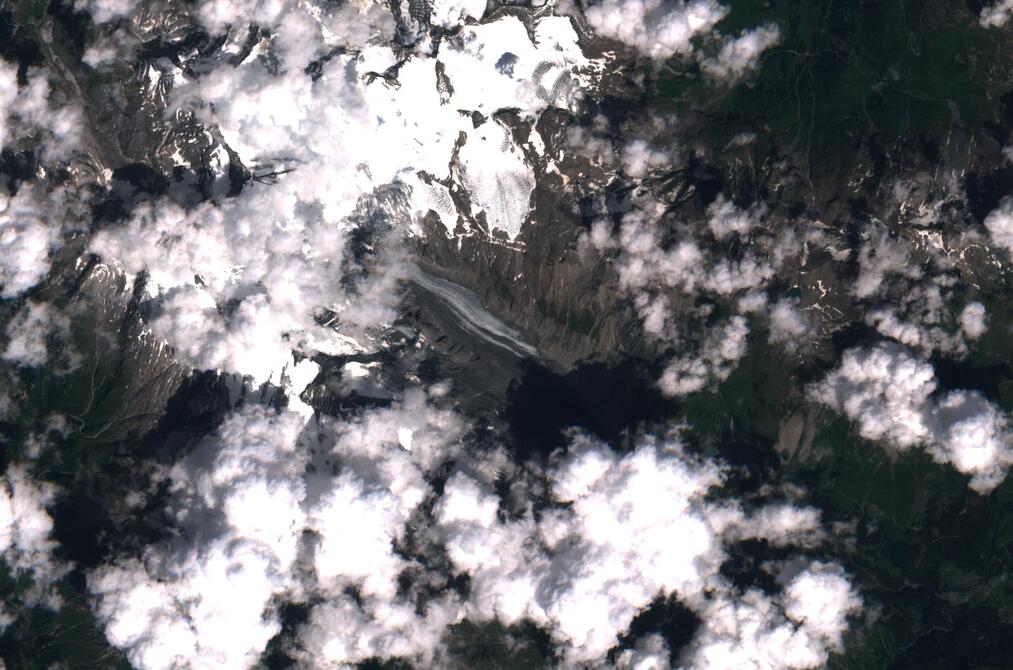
261,603 -> 311,670
965,165 -> 1013,223
137,369 -> 235,461
932,358 -> 1010,401
609,595 -> 701,667
503,359 -> 676,459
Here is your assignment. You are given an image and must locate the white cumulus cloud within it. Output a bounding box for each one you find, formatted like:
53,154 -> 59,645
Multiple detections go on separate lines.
3,301 -> 71,367
985,197 -> 1013,256
435,431 -> 859,667
701,24 -> 780,81
0,465 -> 68,628
980,0 -> 1013,27
582,0 -> 727,60
959,302 -> 988,340
810,342 -> 1013,492
0,185 -> 67,298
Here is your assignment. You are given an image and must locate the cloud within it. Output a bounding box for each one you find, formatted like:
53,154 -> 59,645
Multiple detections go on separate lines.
659,315 -> 750,396
89,190 -> 358,384
430,0 -> 488,28
581,0 -> 727,60
81,382 -> 862,670
980,0 -> 1013,27
90,387 -> 467,670
615,634 -> 671,669
613,209 -> 707,296
295,389 -> 468,667
0,465 -> 68,628
297,595 -> 462,668
0,60 -> 81,161
929,390 -> 1013,493
589,200 -> 796,396
706,256 -> 775,295
0,61 -> 17,148
611,204 -> 773,301
3,3 -> 887,667
0,190 -> 51,298
700,24 -> 780,81
434,471 -> 541,626
435,431 -> 859,667
89,404 -> 311,670
865,300 -> 966,357
578,0 -> 779,90
851,226 -> 921,300
707,194 -> 764,241
850,225 -> 970,357
3,301 -> 71,367
685,562 -> 859,669
91,546 -> 290,670
565,121 -> 616,167
0,466 -> 60,578
86,0 -> 598,383
767,299 -> 813,351
959,302 -> 988,340
621,138 -> 674,178
0,185 -> 66,298
985,197 -> 1013,255
810,342 -> 1013,492
74,0 -> 133,23
809,343 -> 940,448
0,60 -> 85,297
88,180 -> 416,384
